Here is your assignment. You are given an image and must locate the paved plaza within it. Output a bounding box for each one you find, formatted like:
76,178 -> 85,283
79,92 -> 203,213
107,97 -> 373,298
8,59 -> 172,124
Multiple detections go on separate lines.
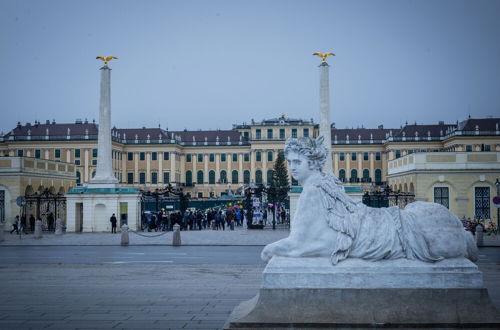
0,228 -> 499,330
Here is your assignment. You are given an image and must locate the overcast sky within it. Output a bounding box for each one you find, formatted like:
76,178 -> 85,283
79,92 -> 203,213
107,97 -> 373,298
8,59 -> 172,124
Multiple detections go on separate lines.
1,0 -> 499,133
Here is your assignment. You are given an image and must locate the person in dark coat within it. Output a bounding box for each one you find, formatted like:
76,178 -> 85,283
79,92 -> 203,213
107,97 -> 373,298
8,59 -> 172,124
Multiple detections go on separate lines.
29,214 -> 35,232
110,213 -> 118,233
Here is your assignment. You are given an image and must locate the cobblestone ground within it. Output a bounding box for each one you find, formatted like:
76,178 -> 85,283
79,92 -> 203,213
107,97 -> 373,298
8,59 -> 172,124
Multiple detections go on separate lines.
0,263 -> 263,330
0,258 -> 499,330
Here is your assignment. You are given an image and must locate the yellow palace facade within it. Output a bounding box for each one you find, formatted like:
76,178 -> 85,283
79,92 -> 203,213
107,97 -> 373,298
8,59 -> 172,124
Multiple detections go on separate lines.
1,115 -> 499,224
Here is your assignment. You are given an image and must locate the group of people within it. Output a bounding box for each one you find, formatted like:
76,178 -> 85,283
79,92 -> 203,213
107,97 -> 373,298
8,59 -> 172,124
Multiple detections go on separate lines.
141,207 -> 246,232
10,212 -> 56,234
462,217 -> 498,235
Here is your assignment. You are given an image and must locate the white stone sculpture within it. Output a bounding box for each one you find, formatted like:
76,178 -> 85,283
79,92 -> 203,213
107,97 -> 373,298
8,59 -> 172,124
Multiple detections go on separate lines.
261,136 -> 478,265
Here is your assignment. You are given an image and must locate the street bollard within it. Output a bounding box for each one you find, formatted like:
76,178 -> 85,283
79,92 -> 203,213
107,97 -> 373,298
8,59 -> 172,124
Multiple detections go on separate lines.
121,224 -> 129,246
55,219 -> 63,236
0,222 -> 4,242
173,223 -> 181,246
476,224 -> 484,247
34,220 -> 43,239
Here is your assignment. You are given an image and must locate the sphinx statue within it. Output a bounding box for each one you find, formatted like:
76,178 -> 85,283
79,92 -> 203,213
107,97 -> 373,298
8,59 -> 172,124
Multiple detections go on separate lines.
261,136 -> 478,265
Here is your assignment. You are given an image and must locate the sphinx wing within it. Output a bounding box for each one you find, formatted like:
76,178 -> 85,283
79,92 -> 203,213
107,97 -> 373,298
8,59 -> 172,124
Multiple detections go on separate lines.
96,56 -> 105,61
106,56 -> 118,61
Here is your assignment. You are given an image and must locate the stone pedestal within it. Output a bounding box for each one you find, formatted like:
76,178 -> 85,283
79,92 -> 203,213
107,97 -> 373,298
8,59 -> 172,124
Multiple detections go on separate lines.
55,219 -> 63,235
172,224 -> 181,246
120,224 -> 129,246
225,257 -> 500,329
34,220 -> 43,239
66,188 -> 140,232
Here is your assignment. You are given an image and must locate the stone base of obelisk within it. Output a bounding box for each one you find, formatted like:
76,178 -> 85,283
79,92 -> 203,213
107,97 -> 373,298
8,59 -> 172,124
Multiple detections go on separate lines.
66,187 -> 140,232
225,257 -> 500,329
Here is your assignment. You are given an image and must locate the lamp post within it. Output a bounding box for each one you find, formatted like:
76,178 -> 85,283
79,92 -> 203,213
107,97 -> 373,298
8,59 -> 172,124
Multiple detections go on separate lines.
495,179 -> 499,226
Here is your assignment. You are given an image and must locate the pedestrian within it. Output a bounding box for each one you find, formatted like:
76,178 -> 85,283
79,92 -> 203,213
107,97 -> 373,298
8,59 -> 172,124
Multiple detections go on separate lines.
110,213 -> 117,233
29,214 -> 35,232
10,216 -> 20,234
47,212 -> 55,231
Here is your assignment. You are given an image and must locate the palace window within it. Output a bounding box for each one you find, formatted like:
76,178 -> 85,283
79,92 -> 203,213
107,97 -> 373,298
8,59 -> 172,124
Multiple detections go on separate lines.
209,170 -> 215,184
339,152 -> 345,161
268,151 -> 273,162
434,187 -> 449,209
363,152 -> 368,161
267,170 -> 274,184
291,129 -> 297,138
376,152 -> 381,161
255,170 -> 262,184
395,150 -> 401,159
186,154 -> 192,162
128,152 -> 133,161
256,152 -> 261,162
151,152 -> 157,161
185,171 -> 192,186
151,172 -> 158,184
232,170 -> 238,184
140,152 -> 145,161
351,153 -> 357,161
74,149 -> 80,158
243,170 -> 250,184
163,172 -> 170,183
466,145 -> 472,152
484,145 -> 491,152
197,170 -> 204,184
303,128 -> 309,137
339,169 -> 346,182
375,169 -> 382,183
475,187 -> 490,219
74,160 -> 80,165
221,153 -> 226,162
232,153 -> 238,162
267,129 -> 273,139
35,149 -> 41,158
279,129 -> 285,139
198,192 -> 203,198
350,169 -> 358,183
220,170 -> 227,183
244,153 -> 250,162
256,129 -> 261,139
92,149 -> 98,158
55,149 -> 61,158
197,154 -> 203,162
163,152 -> 169,160
362,169 -> 370,182
17,150 -> 23,157
209,154 -> 215,162
139,172 -> 146,184
92,159 -> 97,166
127,173 -> 134,184
76,172 -> 81,184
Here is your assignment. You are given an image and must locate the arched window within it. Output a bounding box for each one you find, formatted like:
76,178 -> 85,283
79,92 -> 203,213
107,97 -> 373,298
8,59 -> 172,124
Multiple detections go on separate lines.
362,169 -> 370,182
197,170 -> 204,184
220,170 -> 227,183
255,170 -> 263,184
231,170 -> 238,184
243,170 -> 250,184
350,169 -> 358,183
209,170 -> 215,184
375,169 -> 382,183
339,169 -> 346,182
186,170 -> 192,186
267,170 -> 274,184
76,171 -> 81,184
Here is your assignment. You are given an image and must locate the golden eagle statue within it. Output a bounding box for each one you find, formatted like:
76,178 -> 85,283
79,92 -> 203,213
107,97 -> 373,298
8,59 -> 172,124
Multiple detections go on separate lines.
96,56 -> 118,67
313,52 -> 335,63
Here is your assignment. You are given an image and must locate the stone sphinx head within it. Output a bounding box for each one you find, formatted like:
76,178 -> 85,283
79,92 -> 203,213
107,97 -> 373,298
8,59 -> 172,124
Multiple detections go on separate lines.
284,136 -> 327,183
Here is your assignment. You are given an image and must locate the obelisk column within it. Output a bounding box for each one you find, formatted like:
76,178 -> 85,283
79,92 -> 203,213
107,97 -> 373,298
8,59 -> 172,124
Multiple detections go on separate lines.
90,63 -> 118,186
319,61 -> 333,173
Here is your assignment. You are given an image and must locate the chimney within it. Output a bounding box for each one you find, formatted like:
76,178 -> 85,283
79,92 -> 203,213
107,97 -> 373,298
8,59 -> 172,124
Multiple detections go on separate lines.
378,125 -> 384,129
46,120 -> 50,125
438,121 -> 444,125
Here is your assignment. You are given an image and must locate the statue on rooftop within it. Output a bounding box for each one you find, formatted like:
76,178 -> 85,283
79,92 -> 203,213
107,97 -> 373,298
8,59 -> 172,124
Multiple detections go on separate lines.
261,136 -> 478,265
